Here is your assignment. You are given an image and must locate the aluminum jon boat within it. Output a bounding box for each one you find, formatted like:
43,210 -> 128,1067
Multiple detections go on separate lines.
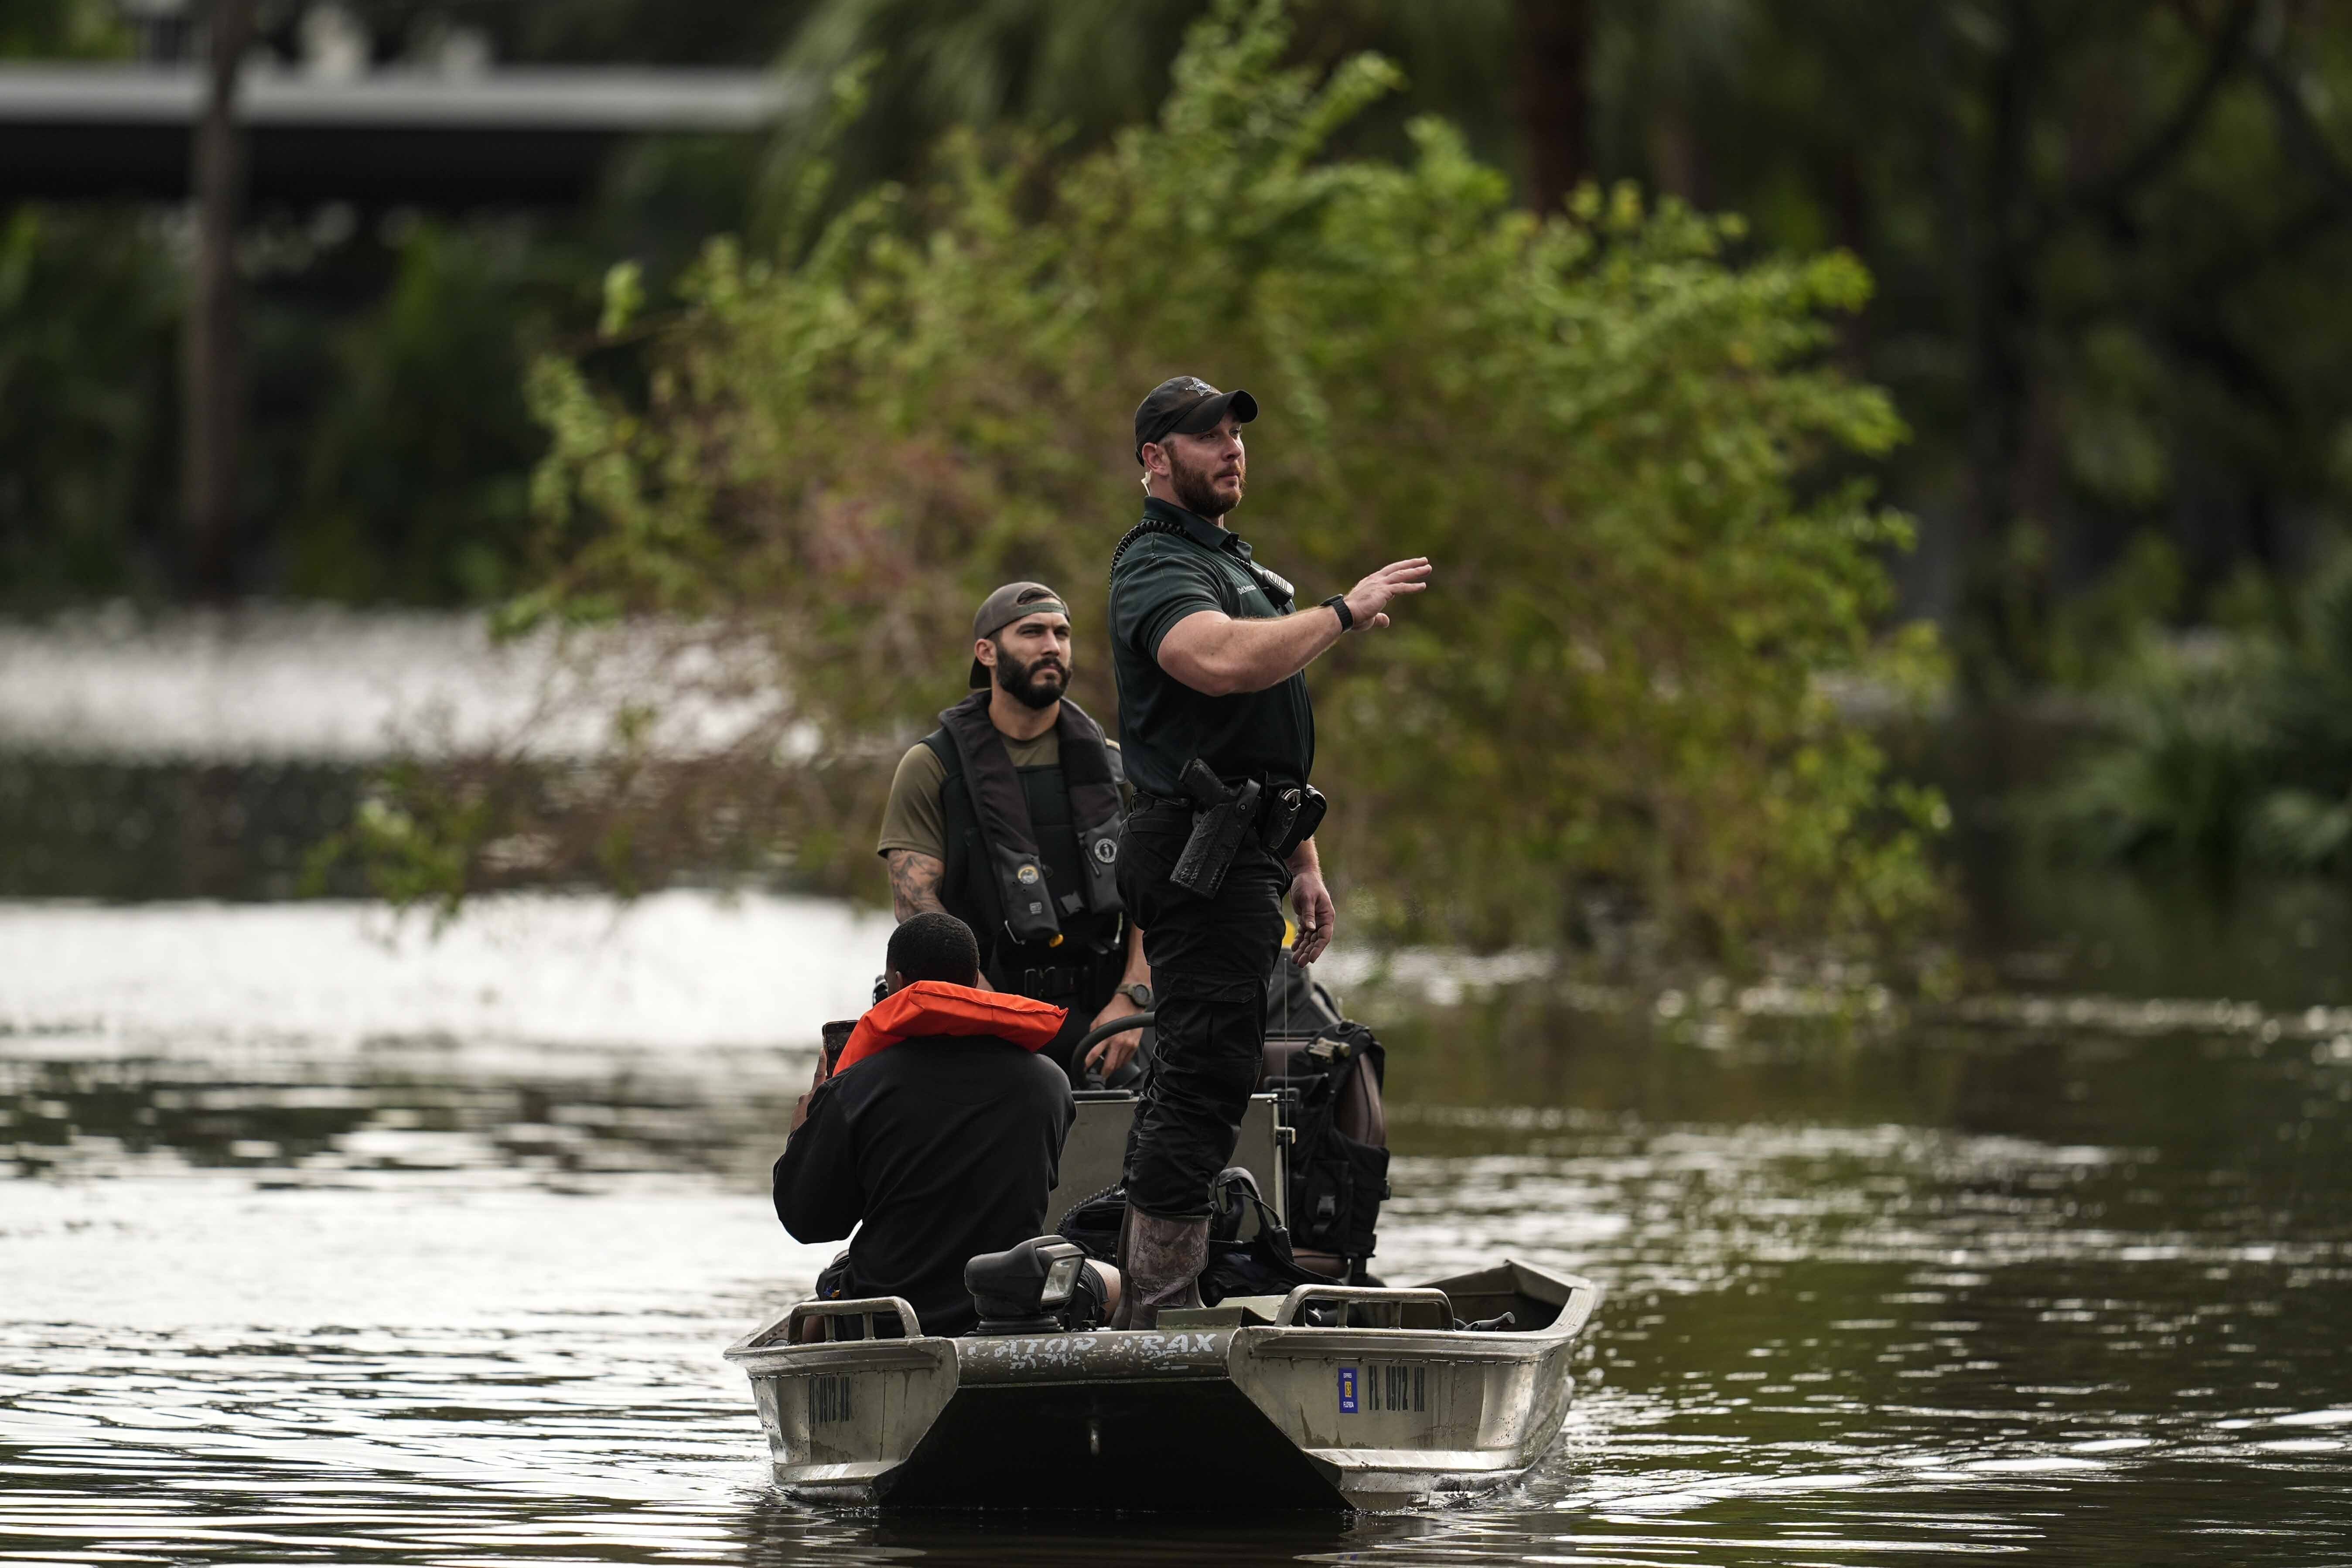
724,1259 -> 1601,1511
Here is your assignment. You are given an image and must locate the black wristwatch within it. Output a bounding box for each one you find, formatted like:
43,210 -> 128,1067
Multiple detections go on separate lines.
1322,593 -> 1355,631
1118,982 -> 1154,1009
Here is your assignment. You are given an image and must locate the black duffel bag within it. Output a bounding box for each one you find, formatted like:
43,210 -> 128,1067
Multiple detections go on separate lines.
1262,962 -> 1390,1281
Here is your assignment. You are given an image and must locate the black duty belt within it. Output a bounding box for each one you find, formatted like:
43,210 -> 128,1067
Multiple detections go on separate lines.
1130,787 -> 1198,816
1014,963 -> 1096,1000
1132,783 -> 1293,824
1135,770 -> 1326,878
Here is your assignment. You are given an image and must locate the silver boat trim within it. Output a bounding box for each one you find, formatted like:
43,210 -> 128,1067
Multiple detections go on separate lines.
731,1342 -> 945,1376
1245,1329 -> 1551,1363
727,1295 -> 940,1377
1270,1284 -> 1456,1329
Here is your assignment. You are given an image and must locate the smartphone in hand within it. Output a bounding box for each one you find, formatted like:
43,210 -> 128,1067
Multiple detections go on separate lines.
819,1019 -> 855,1077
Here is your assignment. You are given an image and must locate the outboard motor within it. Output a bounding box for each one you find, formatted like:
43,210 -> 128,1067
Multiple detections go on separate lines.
963,1237 -> 1107,1336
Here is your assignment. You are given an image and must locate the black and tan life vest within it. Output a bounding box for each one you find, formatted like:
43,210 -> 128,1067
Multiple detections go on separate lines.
923,692 -> 1126,992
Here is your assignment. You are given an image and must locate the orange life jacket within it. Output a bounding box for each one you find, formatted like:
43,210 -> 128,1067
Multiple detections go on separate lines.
832,981 -> 1067,1075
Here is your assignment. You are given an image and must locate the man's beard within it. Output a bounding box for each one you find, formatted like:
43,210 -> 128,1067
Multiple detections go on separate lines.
1169,447 -> 1243,518
993,646 -> 1068,709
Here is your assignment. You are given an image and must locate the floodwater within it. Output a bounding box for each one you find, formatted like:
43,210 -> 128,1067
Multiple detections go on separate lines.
3,893 -> 2350,1566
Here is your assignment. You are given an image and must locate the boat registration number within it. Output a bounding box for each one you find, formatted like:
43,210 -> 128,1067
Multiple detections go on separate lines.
809,1373 -> 854,1425
1338,1363 -> 1426,1415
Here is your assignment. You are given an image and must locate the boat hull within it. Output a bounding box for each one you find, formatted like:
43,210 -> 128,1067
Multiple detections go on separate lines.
726,1260 -> 1600,1512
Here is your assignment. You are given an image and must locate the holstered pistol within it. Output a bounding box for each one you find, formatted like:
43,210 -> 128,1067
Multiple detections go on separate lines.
1171,759 -> 1260,898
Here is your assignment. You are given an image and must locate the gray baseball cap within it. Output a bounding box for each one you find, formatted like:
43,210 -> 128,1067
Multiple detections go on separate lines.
969,581 -> 1071,688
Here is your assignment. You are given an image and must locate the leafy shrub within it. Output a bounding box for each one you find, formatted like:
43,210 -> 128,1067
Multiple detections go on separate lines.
2053,545 -> 2352,876
2052,639 -> 2276,867
0,205 -> 182,602
426,0 -> 1944,956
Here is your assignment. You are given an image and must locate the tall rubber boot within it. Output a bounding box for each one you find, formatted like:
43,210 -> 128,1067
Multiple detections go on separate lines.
1118,1212 -> 1208,1331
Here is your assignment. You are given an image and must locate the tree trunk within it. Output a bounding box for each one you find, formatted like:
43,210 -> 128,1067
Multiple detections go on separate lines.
1959,0 -> 2044,694
1515,0 -> 1592,214
184,0 -> 256,600
1649,108 -> 1700,205
1830,147 -> 1870,368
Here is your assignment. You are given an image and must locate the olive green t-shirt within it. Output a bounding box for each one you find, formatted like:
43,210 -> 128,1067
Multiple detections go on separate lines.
875,728 -> 1125,863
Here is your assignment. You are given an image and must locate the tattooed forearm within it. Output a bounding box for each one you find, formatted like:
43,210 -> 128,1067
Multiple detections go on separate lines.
885,849 -> 949,922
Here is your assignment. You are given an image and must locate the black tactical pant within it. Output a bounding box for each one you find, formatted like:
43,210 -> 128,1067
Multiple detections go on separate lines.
1116,798 -> 1290,1220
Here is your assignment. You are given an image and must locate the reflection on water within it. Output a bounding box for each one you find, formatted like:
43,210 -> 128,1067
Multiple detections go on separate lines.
5,897 -> 2351,1565
0,892 -> 892,1050
0,608 -> 552,762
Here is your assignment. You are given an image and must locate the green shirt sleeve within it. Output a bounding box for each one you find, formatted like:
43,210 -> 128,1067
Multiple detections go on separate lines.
1113,547 -> 1228,662
876,743 -> 950,861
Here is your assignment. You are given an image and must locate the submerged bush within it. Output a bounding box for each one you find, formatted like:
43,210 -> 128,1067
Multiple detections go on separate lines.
382,0 -> 1945,956
2053,546 -> 2352,876
2052,641 -> 2276,867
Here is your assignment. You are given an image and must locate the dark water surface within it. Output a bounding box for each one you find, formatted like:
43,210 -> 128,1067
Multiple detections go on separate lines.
6,911 -> 2351,1566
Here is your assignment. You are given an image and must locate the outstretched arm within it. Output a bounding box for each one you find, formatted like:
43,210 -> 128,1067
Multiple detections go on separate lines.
885,849 -> 947,921
1156,557 -> 1432,695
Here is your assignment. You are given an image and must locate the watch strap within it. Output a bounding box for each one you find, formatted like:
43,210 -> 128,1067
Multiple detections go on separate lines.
1322,593 -> 1354,632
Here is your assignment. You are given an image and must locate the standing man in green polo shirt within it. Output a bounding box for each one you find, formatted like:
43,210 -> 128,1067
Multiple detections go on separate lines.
1107,375 -> 1431,1326
877,582 -> 1154,1081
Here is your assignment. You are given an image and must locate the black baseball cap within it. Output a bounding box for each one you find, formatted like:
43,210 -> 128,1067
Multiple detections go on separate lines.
969,581 -> 1071,689
1133,376 -> 1259,464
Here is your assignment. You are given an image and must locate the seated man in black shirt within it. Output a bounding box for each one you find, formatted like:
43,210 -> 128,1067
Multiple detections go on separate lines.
772,911 -> 1079,1337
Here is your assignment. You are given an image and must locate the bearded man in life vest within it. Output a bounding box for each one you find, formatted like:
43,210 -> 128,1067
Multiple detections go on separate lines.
876,583 -> 1154,1083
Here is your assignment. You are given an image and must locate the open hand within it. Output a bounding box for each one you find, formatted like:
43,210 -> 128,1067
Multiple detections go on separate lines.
1342,558 -> 1433,631
1289,866 -> 1336,965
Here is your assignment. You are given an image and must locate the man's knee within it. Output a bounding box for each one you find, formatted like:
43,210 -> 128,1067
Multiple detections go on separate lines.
1154,976 -> 1266,1089
1178,1035 -> 1262,1108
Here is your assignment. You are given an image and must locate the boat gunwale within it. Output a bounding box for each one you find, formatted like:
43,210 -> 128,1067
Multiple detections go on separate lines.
727,1319 -> 1577,1378
724,1265 -> 1602,1378
1239,1327 -> 1567,1363
727,1341 -> 950,1376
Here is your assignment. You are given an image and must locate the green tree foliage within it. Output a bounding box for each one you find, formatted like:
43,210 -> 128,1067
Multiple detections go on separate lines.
489,0 -> 1943,955
9,0 -> 2345,677
0,0 -> 788,608
0,204 -> 588,606
1660,0 -> 2352,693
2055,547 -> 2352,874
0,1 -> 170,598
767,0 -> 2352,698
0,0 -> 117,55
0,206 -> 181,598
263,218 -> 570,604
